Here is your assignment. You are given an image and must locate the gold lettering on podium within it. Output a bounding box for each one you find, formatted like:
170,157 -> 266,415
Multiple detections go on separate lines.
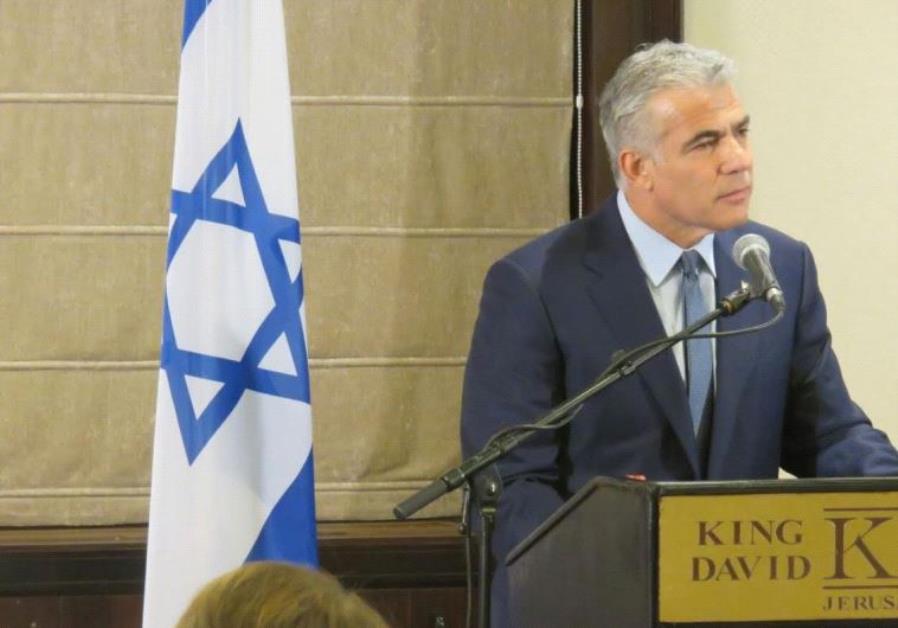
658,492 -> 898,622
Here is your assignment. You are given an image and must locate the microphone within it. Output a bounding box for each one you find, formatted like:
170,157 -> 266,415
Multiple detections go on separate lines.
732,234 -> 786,313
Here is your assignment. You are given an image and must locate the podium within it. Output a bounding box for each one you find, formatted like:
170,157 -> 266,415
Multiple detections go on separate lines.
506,477 -> 898,627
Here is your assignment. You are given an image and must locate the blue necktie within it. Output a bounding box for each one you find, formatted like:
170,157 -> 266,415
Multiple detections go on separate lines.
681,251 -> 712,434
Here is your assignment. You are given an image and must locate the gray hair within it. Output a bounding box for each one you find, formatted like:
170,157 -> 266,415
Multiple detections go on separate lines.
599,40 -> 736,186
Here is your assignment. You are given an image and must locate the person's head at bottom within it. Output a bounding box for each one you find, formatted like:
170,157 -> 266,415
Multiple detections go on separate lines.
176,561 -> 389,628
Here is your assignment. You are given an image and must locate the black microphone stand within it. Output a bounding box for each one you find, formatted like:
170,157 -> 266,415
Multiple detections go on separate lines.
393,286 -> 753,628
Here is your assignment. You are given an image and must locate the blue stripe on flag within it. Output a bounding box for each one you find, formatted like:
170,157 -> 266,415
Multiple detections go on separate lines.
246,452 -> 319,565
182,0 -> 213,47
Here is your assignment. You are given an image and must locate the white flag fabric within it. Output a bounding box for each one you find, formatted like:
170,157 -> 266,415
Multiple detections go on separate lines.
143,1 -> 317,625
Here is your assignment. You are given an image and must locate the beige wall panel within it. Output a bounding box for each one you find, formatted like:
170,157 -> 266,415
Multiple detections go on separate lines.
296,106 -> 571,228
0,493 -> 149,527
0,368 -> 154,524
312,364 -> 464,520
0,236 -> 164,361
286,0 -> 572,97
0,104 -> 174,226
0,489 -> 457,526
0,0 -> 180,94
0,103 -> 569,229
316,485 -> 459,522
2,231 -> 559,361
312,364 -> 463,484
304,235 -> 534,359
0,0 -> 572,98
0,484 -> 458,525
685,0 -> 898,445
0,361 -> 466,525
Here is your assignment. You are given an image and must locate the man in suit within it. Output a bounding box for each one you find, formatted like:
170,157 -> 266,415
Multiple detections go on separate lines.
460,41 -> 898,626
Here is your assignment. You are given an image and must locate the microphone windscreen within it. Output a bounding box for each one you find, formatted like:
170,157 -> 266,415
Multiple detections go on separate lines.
732,233 -> 771,270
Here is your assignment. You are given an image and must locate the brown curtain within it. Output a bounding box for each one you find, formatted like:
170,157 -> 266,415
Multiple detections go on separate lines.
0,0 -> 571,524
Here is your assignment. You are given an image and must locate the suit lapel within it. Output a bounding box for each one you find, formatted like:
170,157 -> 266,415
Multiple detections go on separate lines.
708,230 -> 766,477
581,201 -> 700,476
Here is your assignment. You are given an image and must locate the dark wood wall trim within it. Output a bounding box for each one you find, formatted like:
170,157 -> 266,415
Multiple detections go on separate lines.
0,521 -> 469,595
575,0 -> 683,218
0,522 -> 472,627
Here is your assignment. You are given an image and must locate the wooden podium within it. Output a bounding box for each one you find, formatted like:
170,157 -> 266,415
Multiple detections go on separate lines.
506,477 -> 898,627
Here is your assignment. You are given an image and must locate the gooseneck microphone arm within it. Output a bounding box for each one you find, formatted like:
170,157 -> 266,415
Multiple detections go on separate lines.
393,284 -> 755,520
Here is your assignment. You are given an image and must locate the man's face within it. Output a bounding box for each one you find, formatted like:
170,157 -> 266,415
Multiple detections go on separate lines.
636,83 -> 753,246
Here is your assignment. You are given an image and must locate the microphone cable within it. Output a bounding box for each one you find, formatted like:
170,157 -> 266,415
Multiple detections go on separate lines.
600,307 -> 785,381
478,306 -> 784,453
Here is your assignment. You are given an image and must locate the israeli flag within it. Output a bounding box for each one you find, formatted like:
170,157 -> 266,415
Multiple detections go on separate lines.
143,1 -> 317,625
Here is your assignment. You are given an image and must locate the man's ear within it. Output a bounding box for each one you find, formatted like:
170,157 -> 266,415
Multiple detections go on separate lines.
619,149 -> 653,191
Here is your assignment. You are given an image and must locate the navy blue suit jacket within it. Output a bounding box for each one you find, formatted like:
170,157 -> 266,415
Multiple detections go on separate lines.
460,194 -> 898,626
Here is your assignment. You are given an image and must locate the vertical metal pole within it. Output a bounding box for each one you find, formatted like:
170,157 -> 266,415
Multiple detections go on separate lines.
478,504 -> 496,628
473,467 -> 501,628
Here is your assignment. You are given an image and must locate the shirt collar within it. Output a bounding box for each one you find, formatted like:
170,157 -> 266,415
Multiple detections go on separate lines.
616,189 -> 717,287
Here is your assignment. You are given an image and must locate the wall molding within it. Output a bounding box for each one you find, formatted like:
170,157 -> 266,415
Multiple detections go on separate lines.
0,92 -> 569,108
0,358 -> 466,371
0,225 -> 552,238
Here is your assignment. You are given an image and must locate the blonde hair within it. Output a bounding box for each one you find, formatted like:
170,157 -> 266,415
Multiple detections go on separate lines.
176,562 -> 389,628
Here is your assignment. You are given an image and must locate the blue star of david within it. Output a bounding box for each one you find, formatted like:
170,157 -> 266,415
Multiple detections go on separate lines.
161,120 -> 310,464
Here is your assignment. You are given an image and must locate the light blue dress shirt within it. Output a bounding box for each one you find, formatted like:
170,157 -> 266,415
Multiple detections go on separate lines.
616,190 -> 717,384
